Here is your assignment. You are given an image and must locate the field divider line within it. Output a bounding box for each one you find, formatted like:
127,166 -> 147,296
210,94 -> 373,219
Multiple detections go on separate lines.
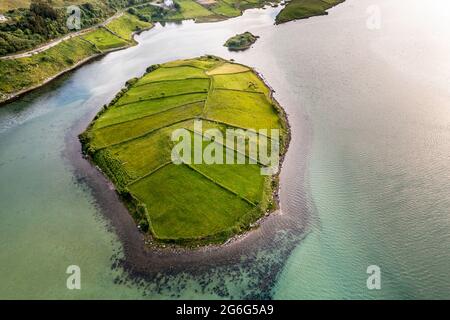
201,117 -> 277,142
115,91 -> 208,108
127,161 -> 173,186
162,65 -> 206,71
213,88 -> 265,95
95,100 -> 206,130
79,36 -> 102,53
183,163 -> 257,207
102,25 -> 130,42
95,116 -> 200,151
80,34 -> 103,52
186,128 -> 264,166
133,77 -> 210,88
202,74 -> 214,116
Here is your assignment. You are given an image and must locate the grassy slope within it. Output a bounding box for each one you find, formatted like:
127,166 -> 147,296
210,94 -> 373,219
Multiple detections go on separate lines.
0,37 -> 98,98
167,0 -> 215,20
276,0 -> 344,24
210,1 -> 241,17
82,28 -> 128,51
0,14 -> 152,101
81,56 -> 289,245
105,13 -> 152,41
133,0 -> 273,22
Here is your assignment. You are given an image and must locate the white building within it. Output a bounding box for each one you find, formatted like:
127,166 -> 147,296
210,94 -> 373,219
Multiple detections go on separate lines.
163,0 -> 174,7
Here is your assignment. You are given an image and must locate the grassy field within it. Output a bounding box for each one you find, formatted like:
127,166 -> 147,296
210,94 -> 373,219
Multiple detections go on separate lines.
117,78 -> 210,104
0,36 -> 98,100
81,56 -> 289,245
0,14 -> 153,102
209,1 -> 242,17
213,70 -> 270,95
132,0 -> 275,22
167,0 -> 215,20
130,163 -> 255,240
105,13 -> 153,41
93,93 -> 207,127
275,0 -> 345,24
0,0 -> 87,12
82,28 -> 128,51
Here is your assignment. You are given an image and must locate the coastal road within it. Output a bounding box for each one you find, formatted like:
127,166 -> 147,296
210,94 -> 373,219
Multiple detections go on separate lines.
0,1 -> 172,61
0,12 -> 123,61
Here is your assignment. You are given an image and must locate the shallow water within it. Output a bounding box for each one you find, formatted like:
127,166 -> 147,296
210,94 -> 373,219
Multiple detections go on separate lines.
0,0 -> 449,299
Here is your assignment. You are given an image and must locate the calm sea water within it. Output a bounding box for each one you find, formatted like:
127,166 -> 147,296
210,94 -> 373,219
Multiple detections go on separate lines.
0,0 -> 449,299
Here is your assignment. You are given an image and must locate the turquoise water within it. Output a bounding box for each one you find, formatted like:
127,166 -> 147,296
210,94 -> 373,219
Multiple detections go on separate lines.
274,0 -> 450,299
0,0 -> 449,299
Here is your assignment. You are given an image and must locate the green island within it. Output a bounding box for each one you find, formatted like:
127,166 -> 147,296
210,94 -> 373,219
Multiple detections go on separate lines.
79,56 -> 289,246
224,31 -> 258,51
276,0 -> 345,24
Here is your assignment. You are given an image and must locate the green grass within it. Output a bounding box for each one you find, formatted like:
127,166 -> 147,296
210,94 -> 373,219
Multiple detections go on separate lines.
193,161 -> 266,204
163,57 -> 222,70
130,0 -> 274,23
205,89 -> 281,130
206,62 -> 249,75
130,164 -> 254,240
0,0 -> 88,12
167,0 -> 215,20
93,93 -> 207,128
82,28 -> 128,51
105,13 -> 152,41
275,0 -> 344,24
1,0 -> 301,104
137,66 -> 209,84
0,36 -> 98,98
81,56 -> 289,245
0,13 -> 154,102
117,78 -> 210,105
213,70 -> 269,95
90,101 -> 204,148
105,125 -> 180,180
210,2 -> 242,17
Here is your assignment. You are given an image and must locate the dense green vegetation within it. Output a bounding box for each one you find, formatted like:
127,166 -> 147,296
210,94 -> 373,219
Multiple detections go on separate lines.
224,31 -> 258,51
0,0 -> 156,56
0,12 -> 151,101
130,0 -> 274,23
80,56 -> 289,245
0,0 -> 86,12
0,0 -> 114,55
275,0 -> 344,24
0,36 -> 98,100
105,12 -> 151,40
